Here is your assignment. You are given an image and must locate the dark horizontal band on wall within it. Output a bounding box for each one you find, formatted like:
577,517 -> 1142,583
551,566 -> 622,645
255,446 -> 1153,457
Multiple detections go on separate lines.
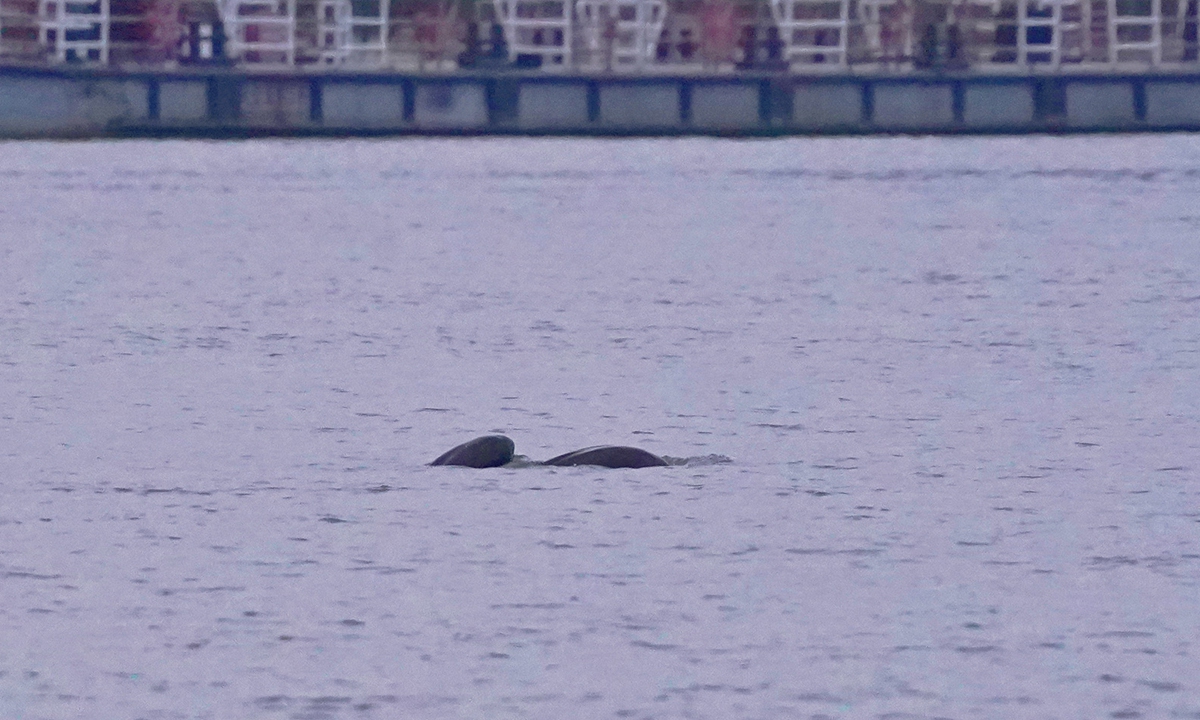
1,65 -> 1198,137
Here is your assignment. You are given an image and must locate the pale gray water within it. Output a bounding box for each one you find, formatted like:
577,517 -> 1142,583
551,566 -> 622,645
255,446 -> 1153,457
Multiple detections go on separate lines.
1,136 -> 1199,719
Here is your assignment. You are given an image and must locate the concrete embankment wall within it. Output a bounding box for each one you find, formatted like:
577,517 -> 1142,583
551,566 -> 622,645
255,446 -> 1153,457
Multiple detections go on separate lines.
3,65 -> 1200,138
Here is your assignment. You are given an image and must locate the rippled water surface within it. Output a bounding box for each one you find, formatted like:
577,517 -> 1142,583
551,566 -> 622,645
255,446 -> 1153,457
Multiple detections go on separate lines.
2,135 -> 1200,719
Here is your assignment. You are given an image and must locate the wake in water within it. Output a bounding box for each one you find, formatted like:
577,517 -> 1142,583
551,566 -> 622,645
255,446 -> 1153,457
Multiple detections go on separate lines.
506,453 -> 734,468
661,454 -> 734,467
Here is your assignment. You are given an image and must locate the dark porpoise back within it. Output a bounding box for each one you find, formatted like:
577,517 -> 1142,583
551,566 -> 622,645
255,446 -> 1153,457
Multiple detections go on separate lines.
430,435 -> 516,468
543,445 -> 668,469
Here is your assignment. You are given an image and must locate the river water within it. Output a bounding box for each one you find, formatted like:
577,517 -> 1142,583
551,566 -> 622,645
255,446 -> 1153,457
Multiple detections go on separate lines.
1,135 -> 1199,719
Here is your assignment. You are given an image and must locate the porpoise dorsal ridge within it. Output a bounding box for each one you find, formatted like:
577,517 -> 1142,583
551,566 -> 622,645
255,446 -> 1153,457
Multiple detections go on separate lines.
429,435 -> 516,468
430,437 -> 669,469
542,445 -> 668,469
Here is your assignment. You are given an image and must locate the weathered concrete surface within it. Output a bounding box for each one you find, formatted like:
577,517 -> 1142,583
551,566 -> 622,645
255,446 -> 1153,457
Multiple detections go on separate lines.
159,80 -> 208,121
690,82 -> 759,129
242,80 -> 310,126
322,82 -> 405,128
1144,81 -> 1200,126
1,66 -> 1198,137
413,81 -> 488,128
518,82 -> 590,128
873,82 -> 954,129
792,82 -> 861,129
963,82 -> 1034,128
599,83 -> 680,128
0,75 -> 146,134
1066,81 -> 1136,128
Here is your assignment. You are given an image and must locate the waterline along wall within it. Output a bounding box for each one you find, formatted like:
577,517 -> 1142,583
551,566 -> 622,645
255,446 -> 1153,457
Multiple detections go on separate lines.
3,65 -> 1200,137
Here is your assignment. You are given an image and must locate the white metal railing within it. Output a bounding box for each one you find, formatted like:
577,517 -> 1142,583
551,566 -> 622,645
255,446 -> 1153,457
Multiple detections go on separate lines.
493,0 -> 572,67
1012,0 -> 1084,66
39,0 -> 108,63
7,0 -> 1200,70
316,0 -> 387,65
858,0 -> 913,64
0,1 -> 14,58
770,0 -> 850,65
575,0 -> 666,69
316,0 -> 347,62
936,0 -> 1085,68
1108,0 -> 1162,62
222,0 -> 295,65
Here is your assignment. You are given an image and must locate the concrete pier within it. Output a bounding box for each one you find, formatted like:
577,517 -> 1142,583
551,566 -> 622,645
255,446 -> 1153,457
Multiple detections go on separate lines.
3,65 -> 1200,138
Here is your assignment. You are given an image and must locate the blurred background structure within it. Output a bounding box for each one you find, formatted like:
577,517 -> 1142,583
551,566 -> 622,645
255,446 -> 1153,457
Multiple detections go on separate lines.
0,0 -> 1195,71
